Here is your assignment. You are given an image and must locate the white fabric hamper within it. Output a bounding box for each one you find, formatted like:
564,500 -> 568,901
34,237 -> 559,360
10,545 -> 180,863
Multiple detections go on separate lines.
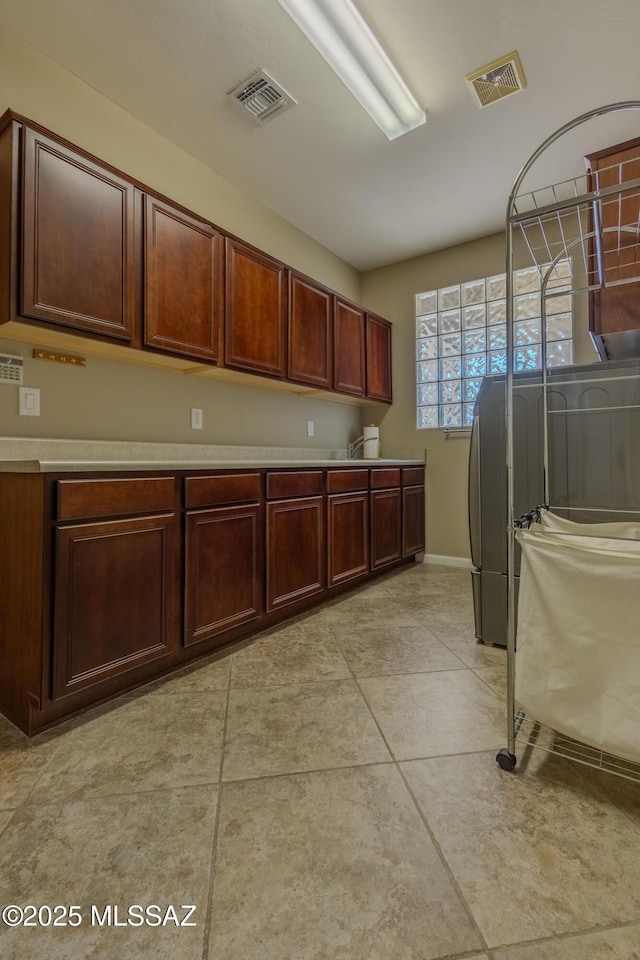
515,520 -> 640,764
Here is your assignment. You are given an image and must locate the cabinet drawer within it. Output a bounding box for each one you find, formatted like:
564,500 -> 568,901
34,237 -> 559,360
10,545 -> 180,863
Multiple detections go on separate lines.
401,467 -> 425,487
266,470 -> 324,500
57,477 -> 176,521
326,468 -> 369,493
185,472 -> 262,508
370,468 -> 401,489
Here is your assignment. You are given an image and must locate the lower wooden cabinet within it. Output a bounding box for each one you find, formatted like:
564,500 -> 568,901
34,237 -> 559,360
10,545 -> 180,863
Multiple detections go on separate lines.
185,503 -> 262,646
370,487 -> 402,570
0,463 -> 424,735
403,484 -> 426,557
266,496 -> 325,611
327,492 -> 369,586
53,513 -> 178,700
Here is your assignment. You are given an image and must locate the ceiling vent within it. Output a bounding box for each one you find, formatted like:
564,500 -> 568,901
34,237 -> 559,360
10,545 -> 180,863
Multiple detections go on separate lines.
229,69 -> 297,124
466,51 -> 526,108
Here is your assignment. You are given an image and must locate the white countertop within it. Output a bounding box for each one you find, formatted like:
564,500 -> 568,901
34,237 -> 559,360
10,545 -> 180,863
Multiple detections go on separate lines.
0,438 -> 426,473
0,458 -> 424,473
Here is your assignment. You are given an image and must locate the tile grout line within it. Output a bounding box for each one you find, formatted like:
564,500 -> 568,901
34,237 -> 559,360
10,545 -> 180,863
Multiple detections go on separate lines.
394,758 -> 494,958
488,916 -> 640,953
11,714 -> 84,810
201,645 -> 234,960
332,621 -> 494,957
566,757 -> 640,834
229,662 -> 471,692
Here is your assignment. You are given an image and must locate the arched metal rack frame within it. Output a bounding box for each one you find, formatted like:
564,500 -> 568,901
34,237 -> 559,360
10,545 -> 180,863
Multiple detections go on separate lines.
499,101 -> 640,781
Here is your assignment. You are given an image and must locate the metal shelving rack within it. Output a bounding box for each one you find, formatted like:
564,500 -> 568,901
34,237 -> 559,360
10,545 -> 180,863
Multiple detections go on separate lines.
497,101 -> 640,783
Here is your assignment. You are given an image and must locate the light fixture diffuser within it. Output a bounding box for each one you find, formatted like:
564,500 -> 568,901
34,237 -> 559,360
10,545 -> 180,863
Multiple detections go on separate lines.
276,0 -> 426,140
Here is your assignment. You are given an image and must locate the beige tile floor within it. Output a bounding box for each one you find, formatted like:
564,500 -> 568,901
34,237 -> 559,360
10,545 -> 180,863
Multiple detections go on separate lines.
1,562 -> 640,959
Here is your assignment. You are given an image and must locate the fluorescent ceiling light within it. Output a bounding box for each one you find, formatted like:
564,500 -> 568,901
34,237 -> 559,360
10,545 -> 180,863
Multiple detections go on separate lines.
276,0 -> 426,140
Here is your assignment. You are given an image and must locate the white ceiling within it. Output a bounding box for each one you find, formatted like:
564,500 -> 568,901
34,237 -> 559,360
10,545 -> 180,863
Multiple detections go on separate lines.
2,0 -> 640,271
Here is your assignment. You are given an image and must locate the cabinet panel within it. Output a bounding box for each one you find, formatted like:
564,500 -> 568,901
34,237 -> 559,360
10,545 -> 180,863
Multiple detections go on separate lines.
334,298 -> 366,396
370,488 -> 402,570
21,126 -> 135,340
402,466 -> 425,487
185,504 -> 262,646
144,196 -> 223,361
57,477 -> 176,521
266,470 -> 324,500
225,238 -> 287,377
328,492 -> 369,587
326,468 -> 369,493
185,472 -> 261,509
403,484 -> 425,557
370,467 -> 401,489
288,271 -> 332,388
366,313 -> 392,402
586,138 -> 640,359
266,496 -> 324,611
53,513 -> 178,699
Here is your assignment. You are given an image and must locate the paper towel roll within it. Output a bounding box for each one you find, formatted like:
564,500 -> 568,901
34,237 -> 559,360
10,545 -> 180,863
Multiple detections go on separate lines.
363,425 -> 380,460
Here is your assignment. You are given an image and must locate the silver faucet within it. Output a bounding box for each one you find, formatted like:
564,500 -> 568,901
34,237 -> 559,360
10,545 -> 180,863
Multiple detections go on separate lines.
347,435 -> 365,459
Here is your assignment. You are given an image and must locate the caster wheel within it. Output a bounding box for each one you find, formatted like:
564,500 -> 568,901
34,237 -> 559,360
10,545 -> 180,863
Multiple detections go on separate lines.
496,748 -> 517,771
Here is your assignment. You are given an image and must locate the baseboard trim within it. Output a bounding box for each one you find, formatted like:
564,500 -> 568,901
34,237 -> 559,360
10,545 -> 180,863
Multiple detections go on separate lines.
423,553 -> 472,570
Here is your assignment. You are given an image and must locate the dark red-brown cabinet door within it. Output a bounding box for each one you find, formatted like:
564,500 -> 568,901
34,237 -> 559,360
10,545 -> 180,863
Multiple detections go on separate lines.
366,312 -> 392,402
21,126 -> 135,340
288,271 -> 332,388
266,497 -> 324,611
225,238 -> 287,378
53,513 -> 178,699
403,485 -> 425,557
185,503 -> 262,646
327,492 -> 370,586
144,196 -> 223,361
370,488 -> 402,569
334,297 -> 366,396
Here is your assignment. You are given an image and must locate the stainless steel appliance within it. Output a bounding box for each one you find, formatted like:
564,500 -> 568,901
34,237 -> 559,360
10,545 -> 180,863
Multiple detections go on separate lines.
469,358 -> 640,646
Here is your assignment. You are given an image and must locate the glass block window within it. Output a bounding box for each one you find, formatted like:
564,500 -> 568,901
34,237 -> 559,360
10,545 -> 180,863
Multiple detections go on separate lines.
415,262 -> 573,429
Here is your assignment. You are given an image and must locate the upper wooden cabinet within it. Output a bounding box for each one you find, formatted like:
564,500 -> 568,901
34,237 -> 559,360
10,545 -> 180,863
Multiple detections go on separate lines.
225,238 -> 287,378
288,271 -> 332,389
586,138 -> 640,360
21,124 -> 136,341
334,297 -> 366,397
144,196 -> 223,361
366,312 -> 392,402
0,110 -> 392,402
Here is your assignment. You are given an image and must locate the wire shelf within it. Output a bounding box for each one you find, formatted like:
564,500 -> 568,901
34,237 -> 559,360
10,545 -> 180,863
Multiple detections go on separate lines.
510,155 -> 640,296
515,714 -> 640,784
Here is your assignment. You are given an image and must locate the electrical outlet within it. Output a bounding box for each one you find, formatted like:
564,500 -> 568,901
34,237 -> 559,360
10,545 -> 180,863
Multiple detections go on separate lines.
19,386 -> 40,416
307,420 -> 314,437
191,407 -> 203,430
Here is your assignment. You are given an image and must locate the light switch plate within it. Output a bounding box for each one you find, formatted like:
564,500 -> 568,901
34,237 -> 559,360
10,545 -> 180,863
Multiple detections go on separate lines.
19,386 -> 40,416
191,407 -> 203,430
307,420 -> 314,437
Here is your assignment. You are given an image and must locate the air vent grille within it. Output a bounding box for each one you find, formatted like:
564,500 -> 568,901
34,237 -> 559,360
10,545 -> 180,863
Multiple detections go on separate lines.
467,51 -> 526,108
229,70 -> 297,124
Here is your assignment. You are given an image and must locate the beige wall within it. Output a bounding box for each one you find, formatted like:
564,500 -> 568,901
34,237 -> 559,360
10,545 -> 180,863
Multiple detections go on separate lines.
0,27 -> 363,448
361,233 -> 600,559
0,342 -> 362,447
361,234 -> 506,559
0,29 -> 601,543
